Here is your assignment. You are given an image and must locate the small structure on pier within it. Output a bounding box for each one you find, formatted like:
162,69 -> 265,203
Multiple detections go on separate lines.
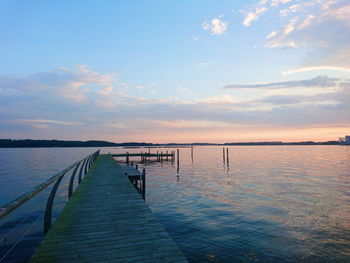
339,135 -> 350,145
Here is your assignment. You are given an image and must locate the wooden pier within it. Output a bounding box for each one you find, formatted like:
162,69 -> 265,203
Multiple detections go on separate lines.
29,154 -> 188,263
112,151 -> 175,164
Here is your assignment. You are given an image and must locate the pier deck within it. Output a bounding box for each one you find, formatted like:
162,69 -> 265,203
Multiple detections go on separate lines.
30,154 -> 188,263
112,153 -> 174,157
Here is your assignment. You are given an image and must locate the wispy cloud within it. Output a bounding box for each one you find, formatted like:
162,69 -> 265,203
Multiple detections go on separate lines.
14,119 -> 83,126
242,6 -> 269,27
223,76 -> 342,89
202,17 -> 228,35
282,66 -> 350,75
242,0 -> 294,27
264,0 -> 350,70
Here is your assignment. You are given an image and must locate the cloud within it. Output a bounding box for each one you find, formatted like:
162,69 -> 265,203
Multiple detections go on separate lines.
265,0 -> 350,69
266,31 -> 277,39
1,66 -> 349,142
198,94 -> 236,104
242,6 -> 269,26
241,0 -> 295,27
0,65 -> 116,102
282,66 -> 350,75
223,76 -> 342,89
202,18 -> 228,35
14,119 -> 83,126
267,16 -> 299,47
243,0 -> 349,70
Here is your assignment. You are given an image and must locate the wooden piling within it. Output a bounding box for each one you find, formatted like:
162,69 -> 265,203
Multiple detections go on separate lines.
177,149 -> 180,168
126,152 -> 129,165
223,147 -> 225,163
226,148 -> 229,164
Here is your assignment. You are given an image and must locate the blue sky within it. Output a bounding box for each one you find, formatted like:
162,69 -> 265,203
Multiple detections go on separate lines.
0,0 -> 349,142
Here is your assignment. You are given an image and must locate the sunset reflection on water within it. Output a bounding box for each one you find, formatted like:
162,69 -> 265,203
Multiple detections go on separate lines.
115,146 -> 350,263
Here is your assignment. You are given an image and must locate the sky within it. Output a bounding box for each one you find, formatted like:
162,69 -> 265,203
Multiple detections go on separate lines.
0,0 -> 349,143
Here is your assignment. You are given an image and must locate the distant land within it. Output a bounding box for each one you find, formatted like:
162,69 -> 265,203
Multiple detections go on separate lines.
0,139 -> 340,148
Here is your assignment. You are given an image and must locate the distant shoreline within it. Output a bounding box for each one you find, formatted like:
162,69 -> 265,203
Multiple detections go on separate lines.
0,139 -> 340,148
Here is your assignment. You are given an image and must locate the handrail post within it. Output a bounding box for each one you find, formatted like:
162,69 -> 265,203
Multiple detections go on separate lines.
44,174 -> 65,234
78,158 -> 87,184
142,168 -> 146,200
84,155 -> 91,175
68,161 -> 81,199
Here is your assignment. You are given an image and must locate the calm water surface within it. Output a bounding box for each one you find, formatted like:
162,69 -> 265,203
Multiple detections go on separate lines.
1,146 -> 350,262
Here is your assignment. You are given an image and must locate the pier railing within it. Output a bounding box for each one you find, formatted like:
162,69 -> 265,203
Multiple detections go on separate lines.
0,150 -> 100,233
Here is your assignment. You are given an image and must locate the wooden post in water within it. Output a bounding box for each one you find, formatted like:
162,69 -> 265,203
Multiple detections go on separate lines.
161,151 -> 163,162
126,152 -> 129,165
166,150 -> 169,161
135,164 -> 138,170
177,149 -> 180,169
226,148 -> 229,164
223,148 -> 225,163
191,147 -> 193,162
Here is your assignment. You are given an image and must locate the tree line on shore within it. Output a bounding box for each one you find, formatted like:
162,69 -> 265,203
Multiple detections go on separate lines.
0,139 -> 339,148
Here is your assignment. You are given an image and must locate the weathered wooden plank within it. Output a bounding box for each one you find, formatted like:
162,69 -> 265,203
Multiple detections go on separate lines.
30,154 -> 188,263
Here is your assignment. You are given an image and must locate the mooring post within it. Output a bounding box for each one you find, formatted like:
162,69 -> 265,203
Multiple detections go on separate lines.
126,152 -> 129,165
223,147 -> 225,163
156,151 -> 159,161
177,149 -> 180,169
166,150 -> 168,161
131,161 -> 134,167
136,164 -> 138,170
191,147 -> 193,162
226,148 -> 229,164
142,168 -> 146,199
161,151 -> 163,162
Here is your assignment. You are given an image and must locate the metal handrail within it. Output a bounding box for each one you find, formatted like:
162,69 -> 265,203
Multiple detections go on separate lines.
0,150 -> 100,234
